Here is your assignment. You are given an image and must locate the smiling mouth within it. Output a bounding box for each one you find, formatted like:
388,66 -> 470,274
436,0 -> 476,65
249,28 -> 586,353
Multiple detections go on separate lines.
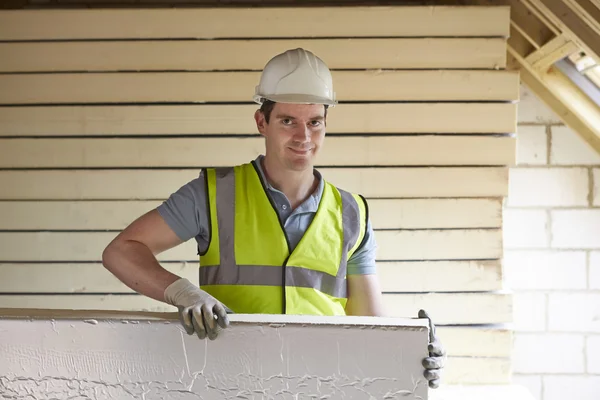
288,147 -> 313,155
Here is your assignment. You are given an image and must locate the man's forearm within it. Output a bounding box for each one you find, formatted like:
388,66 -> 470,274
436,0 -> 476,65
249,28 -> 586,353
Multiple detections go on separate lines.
102,239 -> 181,303
345,297 -> 387,317
345,274 -> 387,317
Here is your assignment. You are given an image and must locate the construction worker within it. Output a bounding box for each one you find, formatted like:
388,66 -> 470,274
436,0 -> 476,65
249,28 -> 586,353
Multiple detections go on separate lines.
102,48 -> 445,388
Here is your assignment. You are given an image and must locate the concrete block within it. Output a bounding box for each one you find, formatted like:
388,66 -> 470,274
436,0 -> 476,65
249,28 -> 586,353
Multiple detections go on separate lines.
551,210 -> 600,249
0,312 -> 430,399
444,357 -> 510,385
595,169 -> 600,207
512,292 -> 546,332
590,252 -> 600,289
503,250 -> 587,290
507,168 -> 588,207
587,335 -> 600,373
548,293 -> 600,332
550,125 -> 600,165
512,375 -> 542,400
513,333 -> 585,373
517,125 -> 547,165
430,384 -> 537,400
436,326 -> 512,358
543,376 -> 600,400
517,84 -> 561,124
503,209 -> 549,248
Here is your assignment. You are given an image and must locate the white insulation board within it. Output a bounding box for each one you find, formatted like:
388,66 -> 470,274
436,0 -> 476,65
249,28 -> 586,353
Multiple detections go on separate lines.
0,312 -> 430,399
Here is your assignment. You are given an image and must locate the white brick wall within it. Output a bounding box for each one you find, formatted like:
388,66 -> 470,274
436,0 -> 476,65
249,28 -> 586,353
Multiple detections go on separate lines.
512,375 -> 542,400
543,376 -> 600,400
591,252 -> 600,289
506,84 -> 600,400
517,125 -> 548,165
503,251 -> 587,290
548,293 -> 600,333
513,334 -> 585,373
517,84 -> 561,124
507,168 -> 589,207
550,125 -> 600,165
512,292 -> 547,332
551,210 -> 600,248
587,335 -> 600,373
594,168 -> 600,206
503,210 -> 549,248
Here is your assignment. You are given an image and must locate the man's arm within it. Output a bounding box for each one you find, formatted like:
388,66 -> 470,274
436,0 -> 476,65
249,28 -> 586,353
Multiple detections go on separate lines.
102,173 -> 229,340
103,171 -> 209,302
344,219 -> 387,317
102,209 -> 183,303
345,273 -> 386,316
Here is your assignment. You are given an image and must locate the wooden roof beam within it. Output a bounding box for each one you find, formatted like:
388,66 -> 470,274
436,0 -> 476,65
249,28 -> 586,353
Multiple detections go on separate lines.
525,0 -> 600,63
505,0 -> 600,154
525,34 -> 580,72
508,0 -> 556,48
508,47 -> 600,153
566,0 -> 600,37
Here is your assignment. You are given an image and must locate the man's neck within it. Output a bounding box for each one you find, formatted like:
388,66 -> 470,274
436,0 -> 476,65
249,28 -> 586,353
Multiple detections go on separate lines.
261,155 -> 318,210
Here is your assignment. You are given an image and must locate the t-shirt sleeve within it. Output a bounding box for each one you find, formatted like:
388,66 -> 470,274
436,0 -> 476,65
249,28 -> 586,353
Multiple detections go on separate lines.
156,170 -> 211,250
347,218 -> 378,275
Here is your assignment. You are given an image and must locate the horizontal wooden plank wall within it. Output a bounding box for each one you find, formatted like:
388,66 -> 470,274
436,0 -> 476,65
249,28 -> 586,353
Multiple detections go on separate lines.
0,5 -> 516,386
0,40 -> 509,72
0,104 -> 517,135
0,199 -> 503,230
0,7 -> 511,39
0,137 -> 516,167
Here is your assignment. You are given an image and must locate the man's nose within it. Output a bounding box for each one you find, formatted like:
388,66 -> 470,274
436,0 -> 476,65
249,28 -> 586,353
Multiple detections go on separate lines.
293,125 -> 311,142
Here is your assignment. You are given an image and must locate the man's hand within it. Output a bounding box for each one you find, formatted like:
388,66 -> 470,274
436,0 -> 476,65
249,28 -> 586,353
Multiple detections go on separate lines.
164,278 -> 231,340
419,309 -> 446,389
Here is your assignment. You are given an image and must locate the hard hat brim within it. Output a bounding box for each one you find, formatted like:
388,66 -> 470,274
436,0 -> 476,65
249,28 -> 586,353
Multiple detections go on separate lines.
254,93 -> 337,107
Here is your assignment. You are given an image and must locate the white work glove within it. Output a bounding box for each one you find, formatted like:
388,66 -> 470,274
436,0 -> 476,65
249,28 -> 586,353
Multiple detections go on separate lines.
419,309 -> 446,389
164,278 -> 231,340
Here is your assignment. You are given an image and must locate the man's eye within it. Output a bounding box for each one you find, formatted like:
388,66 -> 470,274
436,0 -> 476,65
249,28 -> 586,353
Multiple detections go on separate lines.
310,121 -> 322,127
282,119 -> 293,125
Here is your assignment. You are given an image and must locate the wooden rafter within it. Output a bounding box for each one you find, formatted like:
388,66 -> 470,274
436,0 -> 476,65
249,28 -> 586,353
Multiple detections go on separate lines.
525,35 -> 579,72
505,0 -> 600,154
524,0 -> 600,62
509,52 -> 600,152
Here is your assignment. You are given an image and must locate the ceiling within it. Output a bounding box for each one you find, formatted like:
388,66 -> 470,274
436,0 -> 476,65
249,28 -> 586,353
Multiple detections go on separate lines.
484,0 -> 600,154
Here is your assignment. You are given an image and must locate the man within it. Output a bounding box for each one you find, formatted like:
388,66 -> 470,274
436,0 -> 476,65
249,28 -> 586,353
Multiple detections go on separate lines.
102,48 -> 445,388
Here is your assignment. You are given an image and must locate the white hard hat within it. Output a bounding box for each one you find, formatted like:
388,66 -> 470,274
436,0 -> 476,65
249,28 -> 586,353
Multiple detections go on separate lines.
253,48 -> 337,107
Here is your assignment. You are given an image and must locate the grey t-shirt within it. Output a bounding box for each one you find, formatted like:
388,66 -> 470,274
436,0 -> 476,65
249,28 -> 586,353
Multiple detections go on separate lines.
157,155 -> 378,275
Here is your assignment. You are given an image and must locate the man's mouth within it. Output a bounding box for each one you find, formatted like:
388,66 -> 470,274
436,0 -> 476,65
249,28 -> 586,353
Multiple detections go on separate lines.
288,147 -> 313,155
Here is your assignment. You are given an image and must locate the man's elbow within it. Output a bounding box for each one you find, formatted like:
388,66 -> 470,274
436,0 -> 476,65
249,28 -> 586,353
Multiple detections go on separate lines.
101,235 -> 128,272
102,238 -> 117,271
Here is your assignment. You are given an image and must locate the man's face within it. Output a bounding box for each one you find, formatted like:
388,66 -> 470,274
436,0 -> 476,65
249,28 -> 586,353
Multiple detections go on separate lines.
255,102 -> 326,172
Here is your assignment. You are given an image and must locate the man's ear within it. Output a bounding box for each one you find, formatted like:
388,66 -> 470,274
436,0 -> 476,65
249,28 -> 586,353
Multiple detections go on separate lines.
254,109 -> 267,137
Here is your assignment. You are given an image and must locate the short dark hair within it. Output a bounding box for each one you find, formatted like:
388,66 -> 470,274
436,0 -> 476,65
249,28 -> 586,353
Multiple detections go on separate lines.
259,99 -> 328,124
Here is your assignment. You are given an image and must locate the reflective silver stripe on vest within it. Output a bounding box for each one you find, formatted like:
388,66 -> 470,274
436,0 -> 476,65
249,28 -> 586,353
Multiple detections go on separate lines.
214,167 -> 236,269
201,264 -> 282,286
200,166 -> 362,299
286,264 -> 347,298
338,188 -> 362,295
200,264 -> 345,298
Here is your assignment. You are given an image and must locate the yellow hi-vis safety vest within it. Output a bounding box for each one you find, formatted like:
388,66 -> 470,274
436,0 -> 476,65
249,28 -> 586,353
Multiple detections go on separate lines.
199,161 -> 368,316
